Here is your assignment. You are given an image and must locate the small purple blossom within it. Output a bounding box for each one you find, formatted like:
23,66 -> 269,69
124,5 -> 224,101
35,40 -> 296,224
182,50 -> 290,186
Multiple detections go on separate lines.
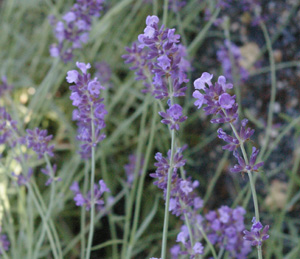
71,179 -> 110,211
159,103 -> 187,131
0,76 -> 13,96
124,154 -> 144,185
243,217 -> 270,246
0,107 -> 18,145
41,164 -> 62,186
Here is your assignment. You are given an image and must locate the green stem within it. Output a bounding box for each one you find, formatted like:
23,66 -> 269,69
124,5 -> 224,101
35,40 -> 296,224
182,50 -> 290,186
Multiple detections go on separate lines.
197,224 -> 217,259
33,155 -> 56,259
121,97 -> 150,258
161,129 -> 175,259
28,184 -> 59,259
81,162 -> 89,259
162,0 -> 169,26
126,102 -> 158,258
85,108 -> 96,259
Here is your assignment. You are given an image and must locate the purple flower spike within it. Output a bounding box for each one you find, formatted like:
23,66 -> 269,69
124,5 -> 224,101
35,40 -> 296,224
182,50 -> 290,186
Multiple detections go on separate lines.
243,217 -> 270,246
67,62 -> 107,159
49,0 -> 105,62
25,128 -> 54,159
193,242 -> 204,255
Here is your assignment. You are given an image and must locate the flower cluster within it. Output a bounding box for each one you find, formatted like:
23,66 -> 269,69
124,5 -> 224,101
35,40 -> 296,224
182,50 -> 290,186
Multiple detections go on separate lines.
243,217 -> 270,246
204,206 -> 252,258
66,62 -> 107,159
25,128 -> 54,159
217,40 -> 249,83
49,0 -> 105,62
193,72 -> 264,174
150,146 -> 203,217
0,107 -> 17,146
0,76 -> 13,96
172,206 -> 251,258
122,15 -> 190,100
70,180 -> 110,211
41,164 -> 62,186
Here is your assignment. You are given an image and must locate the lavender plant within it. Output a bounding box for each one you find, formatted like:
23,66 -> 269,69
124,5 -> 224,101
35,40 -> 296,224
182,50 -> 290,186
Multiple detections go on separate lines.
1,0 -> 300,258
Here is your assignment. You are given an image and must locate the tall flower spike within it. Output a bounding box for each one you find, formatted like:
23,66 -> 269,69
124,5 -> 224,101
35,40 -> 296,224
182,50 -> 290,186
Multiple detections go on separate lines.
49,0 -> 105,62
67,62 -> 107,159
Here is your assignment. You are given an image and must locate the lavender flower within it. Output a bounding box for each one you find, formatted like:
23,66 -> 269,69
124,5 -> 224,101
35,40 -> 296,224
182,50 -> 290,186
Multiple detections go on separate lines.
217,40 -> 249,83
25,128 -> 54,159
71,180 -> 110,211
0,76 -> 13,96
243,217 -> 270,246
204,206 -> 252,258
0,231 -> 10,255
12,168 -> 33,186
122,15 -> 190,99
159,102 -> 187,131
0,107 -> 17,145
49,0 -> 105,62
41,164 -> 62,186
67,62 -> 107,159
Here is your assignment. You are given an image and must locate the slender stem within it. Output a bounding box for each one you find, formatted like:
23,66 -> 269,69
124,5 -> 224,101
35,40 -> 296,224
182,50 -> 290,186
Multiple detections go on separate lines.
81,162 -> 89,259
126,102 -> 158,258
121,97 -> 150,258
161,129 -> 175,259
162,0 -> 169,26
33,155 -> 56,259
86,107 -> 96,259
28,184 -> 59,259
197,224 -> 217,259
226,117 -> 262,257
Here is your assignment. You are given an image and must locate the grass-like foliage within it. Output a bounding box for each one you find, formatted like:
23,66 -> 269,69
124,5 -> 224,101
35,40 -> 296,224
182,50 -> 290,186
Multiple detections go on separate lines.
1,0 -> 300,258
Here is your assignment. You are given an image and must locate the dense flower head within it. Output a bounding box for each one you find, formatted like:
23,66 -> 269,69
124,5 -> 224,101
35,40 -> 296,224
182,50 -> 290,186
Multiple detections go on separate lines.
122,15 -> 190,99
67,62 -> 107,159
0,107 -> 18,145
25,128 -> 54,159
0,76 -> 13,96
70,179 -> 110,210
49,0 -> 105,62
243,217 -> 270,246
204,206 -> 252,258
217,40 -> 249,83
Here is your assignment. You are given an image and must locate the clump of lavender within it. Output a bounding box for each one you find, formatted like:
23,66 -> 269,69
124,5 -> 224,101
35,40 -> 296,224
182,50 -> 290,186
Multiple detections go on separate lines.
70,180 -> 110,211
49,0 -> 105,62
243,217 -> 270,246
66,62 -> 107,159
122,15 -> 190,99
217,40 -> 249,83
193,72 -> 268,256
